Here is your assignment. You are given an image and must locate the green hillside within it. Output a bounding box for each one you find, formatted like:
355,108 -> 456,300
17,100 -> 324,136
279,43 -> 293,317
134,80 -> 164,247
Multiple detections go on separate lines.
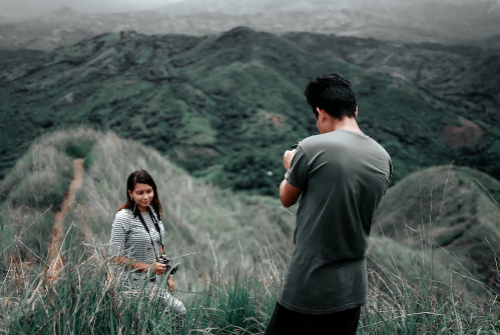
1,27 -> 499,196
2,129 -> 499,334
284,32 -> 500,126
0,48 -> 45,73
374,165 -> 500,294
0,128 -> 295,275
0,129 -> 492,293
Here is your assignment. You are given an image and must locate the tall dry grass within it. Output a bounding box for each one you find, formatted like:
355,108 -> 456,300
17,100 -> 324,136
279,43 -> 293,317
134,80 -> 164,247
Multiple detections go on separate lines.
1,128 -> 500,334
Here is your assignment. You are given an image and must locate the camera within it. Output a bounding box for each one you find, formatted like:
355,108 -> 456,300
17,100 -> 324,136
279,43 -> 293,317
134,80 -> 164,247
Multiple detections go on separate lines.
157,255 -> 179,275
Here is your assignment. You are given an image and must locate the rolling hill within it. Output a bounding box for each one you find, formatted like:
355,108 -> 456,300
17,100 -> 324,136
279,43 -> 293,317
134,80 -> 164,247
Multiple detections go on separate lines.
374,165 -> 500,293
284,32 -> 500,126
0,126 -> 497,335
2,128 -> 494,294
3,129 -> 499,333
0,128 -> 295,276
1,28 -> 500,196
0,48 -> 45,72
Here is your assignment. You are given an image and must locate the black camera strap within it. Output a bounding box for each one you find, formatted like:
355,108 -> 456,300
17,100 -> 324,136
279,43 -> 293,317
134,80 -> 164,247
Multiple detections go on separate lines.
137,207 -> 164,260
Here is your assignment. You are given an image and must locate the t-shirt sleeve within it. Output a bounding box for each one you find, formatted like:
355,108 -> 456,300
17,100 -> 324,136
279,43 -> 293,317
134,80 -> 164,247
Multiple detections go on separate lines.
285,146 -> 309,190
383,157 -> 393,195
109,211 -> 128,257
388,158 -> 393,183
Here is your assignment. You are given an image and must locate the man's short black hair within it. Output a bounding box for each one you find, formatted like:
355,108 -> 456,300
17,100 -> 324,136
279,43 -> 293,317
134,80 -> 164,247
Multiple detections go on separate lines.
304,73 -> 357,120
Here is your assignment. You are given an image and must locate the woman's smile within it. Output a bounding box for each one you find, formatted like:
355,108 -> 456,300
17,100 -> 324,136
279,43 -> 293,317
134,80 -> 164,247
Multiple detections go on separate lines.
129,183 -> 155,211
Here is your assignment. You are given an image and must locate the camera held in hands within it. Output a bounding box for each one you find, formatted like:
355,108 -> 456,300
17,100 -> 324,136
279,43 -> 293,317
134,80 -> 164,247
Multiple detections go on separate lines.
157,254 -> 178,275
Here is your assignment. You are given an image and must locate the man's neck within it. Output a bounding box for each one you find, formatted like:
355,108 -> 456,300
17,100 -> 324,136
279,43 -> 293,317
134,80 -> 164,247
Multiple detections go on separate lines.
323,117 -> 363,134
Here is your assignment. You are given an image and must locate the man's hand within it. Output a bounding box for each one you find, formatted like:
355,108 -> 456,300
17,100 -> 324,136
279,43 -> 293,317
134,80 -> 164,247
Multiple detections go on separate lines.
283,149 -> 297,171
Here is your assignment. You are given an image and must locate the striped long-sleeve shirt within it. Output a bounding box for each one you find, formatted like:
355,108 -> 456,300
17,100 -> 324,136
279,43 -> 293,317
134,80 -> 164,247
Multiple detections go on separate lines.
109,207 -> 165,281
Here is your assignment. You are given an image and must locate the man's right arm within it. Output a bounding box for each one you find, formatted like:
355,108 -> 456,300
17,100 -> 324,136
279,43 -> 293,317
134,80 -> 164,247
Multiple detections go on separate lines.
279,179 -> 302,207
280,148 -> 303,207
280,145 -> 308,206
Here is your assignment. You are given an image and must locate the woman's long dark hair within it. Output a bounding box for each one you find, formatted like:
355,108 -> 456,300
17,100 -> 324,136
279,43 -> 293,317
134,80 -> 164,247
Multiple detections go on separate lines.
118,170 -> 162,219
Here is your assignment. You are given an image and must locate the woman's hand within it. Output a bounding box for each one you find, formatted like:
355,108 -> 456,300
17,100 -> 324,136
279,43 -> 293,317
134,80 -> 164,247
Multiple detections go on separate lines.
168,275 -> 175,292
149,260 -> 167,275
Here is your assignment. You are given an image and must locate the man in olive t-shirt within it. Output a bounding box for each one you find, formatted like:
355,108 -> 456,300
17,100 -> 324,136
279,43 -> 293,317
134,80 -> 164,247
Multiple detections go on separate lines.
265,73 -> 392,335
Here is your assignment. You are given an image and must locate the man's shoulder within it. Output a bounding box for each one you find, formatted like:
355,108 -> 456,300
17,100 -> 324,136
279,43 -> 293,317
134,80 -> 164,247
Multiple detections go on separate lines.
301,131 -> 389,153
297,132 -> 347,155
298,131 -> 391,175
297,134 -> 323,152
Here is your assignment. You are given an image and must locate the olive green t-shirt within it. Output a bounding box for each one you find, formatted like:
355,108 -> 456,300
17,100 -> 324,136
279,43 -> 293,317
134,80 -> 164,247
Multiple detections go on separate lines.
278,129 -> 392,314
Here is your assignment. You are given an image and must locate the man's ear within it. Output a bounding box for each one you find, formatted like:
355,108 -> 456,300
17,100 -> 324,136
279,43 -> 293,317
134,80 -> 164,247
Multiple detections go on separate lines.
354,106 -> 359,119
316,107 -> 326,122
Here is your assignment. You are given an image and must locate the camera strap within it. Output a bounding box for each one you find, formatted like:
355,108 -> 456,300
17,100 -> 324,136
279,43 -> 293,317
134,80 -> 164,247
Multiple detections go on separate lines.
137,207 -> 164,260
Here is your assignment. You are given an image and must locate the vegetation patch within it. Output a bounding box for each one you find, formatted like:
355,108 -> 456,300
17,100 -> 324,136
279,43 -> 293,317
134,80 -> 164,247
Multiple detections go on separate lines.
1,129 -> 500,333
63,139 -> 94,159
1,29 -> 499,195
374,165 -> 500,296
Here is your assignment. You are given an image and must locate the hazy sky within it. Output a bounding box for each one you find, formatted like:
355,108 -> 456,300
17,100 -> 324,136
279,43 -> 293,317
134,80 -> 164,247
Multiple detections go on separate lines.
1,0 -> 497,21
0,0 -> 183,19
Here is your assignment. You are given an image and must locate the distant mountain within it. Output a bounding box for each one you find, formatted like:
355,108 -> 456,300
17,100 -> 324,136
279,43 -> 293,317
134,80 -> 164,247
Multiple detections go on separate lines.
284,32 -> 500,126
1,28 -> 499,195
374,165 -> 500,293
0,15 -> 23,27
160,0 -> 500,43
159,0 -> 321,15
0,8 -> 154,52
1,0 -> 499,51
477,34 -> 500,50
0,17 -> 12,26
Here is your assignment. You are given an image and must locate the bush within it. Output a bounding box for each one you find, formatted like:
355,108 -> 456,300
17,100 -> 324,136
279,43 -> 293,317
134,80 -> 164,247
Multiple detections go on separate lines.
64,139 -> 94,159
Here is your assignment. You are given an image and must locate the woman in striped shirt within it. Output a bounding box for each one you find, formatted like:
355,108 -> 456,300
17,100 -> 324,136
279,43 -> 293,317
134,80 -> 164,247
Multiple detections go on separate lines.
109,170 -> 186,324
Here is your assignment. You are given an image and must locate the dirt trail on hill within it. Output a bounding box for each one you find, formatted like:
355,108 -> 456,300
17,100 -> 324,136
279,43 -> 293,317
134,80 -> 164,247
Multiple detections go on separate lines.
46,159 -> 85,280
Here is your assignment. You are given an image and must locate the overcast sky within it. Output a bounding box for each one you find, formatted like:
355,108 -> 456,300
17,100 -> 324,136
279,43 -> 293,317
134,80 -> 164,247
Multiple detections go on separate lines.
0,0 -> 183,19
1,0 -> 497,21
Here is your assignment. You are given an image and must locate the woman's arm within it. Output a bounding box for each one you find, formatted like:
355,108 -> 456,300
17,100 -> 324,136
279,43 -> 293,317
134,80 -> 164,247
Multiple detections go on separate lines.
109,211 -> 167,274
113,255 -> 149,272
112,255 -> 167,274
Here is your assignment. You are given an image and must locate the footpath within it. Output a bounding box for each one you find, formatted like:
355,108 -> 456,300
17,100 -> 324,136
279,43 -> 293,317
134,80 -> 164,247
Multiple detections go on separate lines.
45,158 -> 85,281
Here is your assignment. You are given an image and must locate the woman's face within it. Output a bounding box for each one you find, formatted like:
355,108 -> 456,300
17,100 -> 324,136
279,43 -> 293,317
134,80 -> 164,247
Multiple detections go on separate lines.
128,183 -> 154,210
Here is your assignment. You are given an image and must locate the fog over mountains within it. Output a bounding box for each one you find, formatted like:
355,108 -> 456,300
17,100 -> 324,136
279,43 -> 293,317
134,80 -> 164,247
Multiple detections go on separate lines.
160,0 -> 500,18
0,0 -> 181,20
0,0 -> 499,51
